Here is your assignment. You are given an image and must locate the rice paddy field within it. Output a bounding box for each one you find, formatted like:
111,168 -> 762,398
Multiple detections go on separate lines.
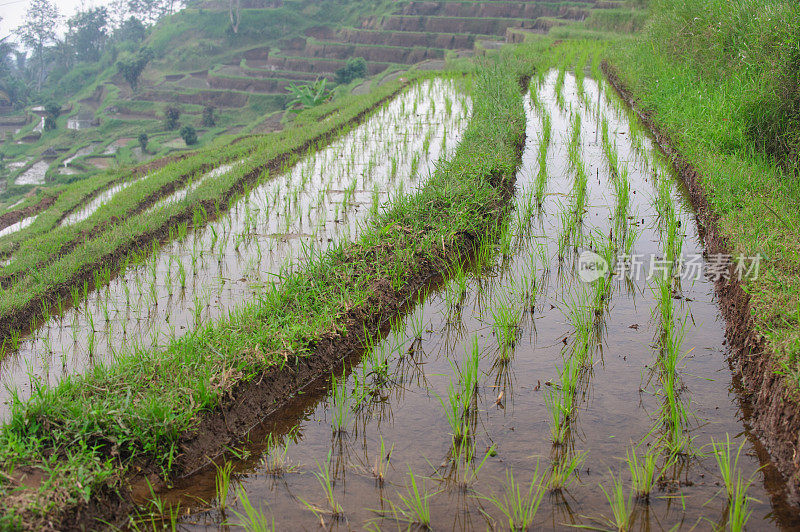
130,64 -> 799,530
1,33 -> 800,532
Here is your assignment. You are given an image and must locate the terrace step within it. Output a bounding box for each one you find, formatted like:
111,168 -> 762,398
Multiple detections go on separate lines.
396,1 -> 590,20
304,27 -> 489,50
299,40 -> 445,63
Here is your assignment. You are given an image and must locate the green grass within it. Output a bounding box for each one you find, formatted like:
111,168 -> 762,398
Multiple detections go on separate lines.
610,0 -> 800,389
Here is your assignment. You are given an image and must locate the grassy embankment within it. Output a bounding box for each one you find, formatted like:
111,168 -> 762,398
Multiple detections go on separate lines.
0,42 -> 548,527
609,0 -> 800,386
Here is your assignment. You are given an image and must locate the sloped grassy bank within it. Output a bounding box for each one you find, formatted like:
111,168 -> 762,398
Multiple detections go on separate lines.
0,53 -> 531,529
606,0 -> 800,504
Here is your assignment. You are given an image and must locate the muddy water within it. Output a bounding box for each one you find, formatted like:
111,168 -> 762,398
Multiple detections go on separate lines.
0,79 -> 470,419
151,71 -> 800,530
14,160 -> 48,185
0,215 -> 37,238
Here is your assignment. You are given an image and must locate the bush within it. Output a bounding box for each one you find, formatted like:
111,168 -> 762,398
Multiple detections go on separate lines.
138,132 -> 148,152
179,125 -> 197,146
201,105 -> 215,127
164,105 -> 180,130
334,57 -> 367,85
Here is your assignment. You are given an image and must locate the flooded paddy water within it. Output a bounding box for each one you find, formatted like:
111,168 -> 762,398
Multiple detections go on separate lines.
0,79 -> 469,419
147,71 -> 798,529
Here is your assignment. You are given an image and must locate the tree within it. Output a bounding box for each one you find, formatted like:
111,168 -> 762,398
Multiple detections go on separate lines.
179,125 -> 197,145
43,101 -> 60,131
15,0 -> 61,91
138,132 -> 148,152
164,104 -> 180,129
201,105 -> 215,127
114,16 -> 146,43
116,46 -> 153,90
334,57 -> 367,85
67,7 -> 109,62
228,0 -> 241,34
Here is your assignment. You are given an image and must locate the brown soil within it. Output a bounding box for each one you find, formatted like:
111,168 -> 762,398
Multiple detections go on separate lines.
0,193 -> 57,233
321,28 -> 477,50
303,41 -> 444,63
381,15 -> 539,35
137,90 -> 249,108
396,2 -> 588,22
266,56 -> 389,76
207,74 -> 290,93
603,61 -> 800,506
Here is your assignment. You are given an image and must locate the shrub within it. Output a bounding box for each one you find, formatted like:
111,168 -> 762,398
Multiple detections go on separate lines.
180,125 -> 197,146
164,104 -> 180,130
201,105 -> 215,127
334,57 -> 367,85
138,132 -> 148,152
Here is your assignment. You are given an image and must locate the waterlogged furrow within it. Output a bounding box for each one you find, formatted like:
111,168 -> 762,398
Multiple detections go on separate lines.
0,79 -> 470,418
60,176 -> 148,226
0,215 -> 37,239
155,70 -> 794,530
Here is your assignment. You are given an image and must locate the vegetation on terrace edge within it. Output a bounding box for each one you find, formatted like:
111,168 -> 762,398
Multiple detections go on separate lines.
0,42 -> 542,528
609,0 -> 800,388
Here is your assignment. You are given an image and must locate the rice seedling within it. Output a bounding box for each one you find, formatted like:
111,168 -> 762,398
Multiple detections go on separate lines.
599,472 -> 635,532
215,461 -> 234,511
548,450 -> 586,492
387,468 -> 433,529
330,374 -> 353,434
626,444 -> 666,502
231,487 -> 275,532
491,294 -> 523,358
300,451 -> 342,518
727,473 -> 755,531
709,434 -> 746,500
260,434 -> 297,476
372,435 -> 393,486
477,465 -> 547,531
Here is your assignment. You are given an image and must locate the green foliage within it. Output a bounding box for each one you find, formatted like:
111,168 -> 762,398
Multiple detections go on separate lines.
179,125 -> 197,146
644,0 -> 800,173
116,46 -> 154,91
335,57 -> 368,85
138,132 -> 148,152
286,78 -> 330,113
163,104 -> 180,130
201,105 -> 215,127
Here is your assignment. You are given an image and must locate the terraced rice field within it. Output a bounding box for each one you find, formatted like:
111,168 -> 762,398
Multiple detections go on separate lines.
112,70 -> 798,529
0,79 -> 470,420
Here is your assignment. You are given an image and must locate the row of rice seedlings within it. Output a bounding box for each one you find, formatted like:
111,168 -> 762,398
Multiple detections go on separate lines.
545,289 -> 595,447
554,63 -> 567,111
533,110 -> 553,208
438,336 -> 481,448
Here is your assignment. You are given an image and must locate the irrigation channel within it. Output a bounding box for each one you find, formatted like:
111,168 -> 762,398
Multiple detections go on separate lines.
0,79 -> 470,419
132,70 -> 800,530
